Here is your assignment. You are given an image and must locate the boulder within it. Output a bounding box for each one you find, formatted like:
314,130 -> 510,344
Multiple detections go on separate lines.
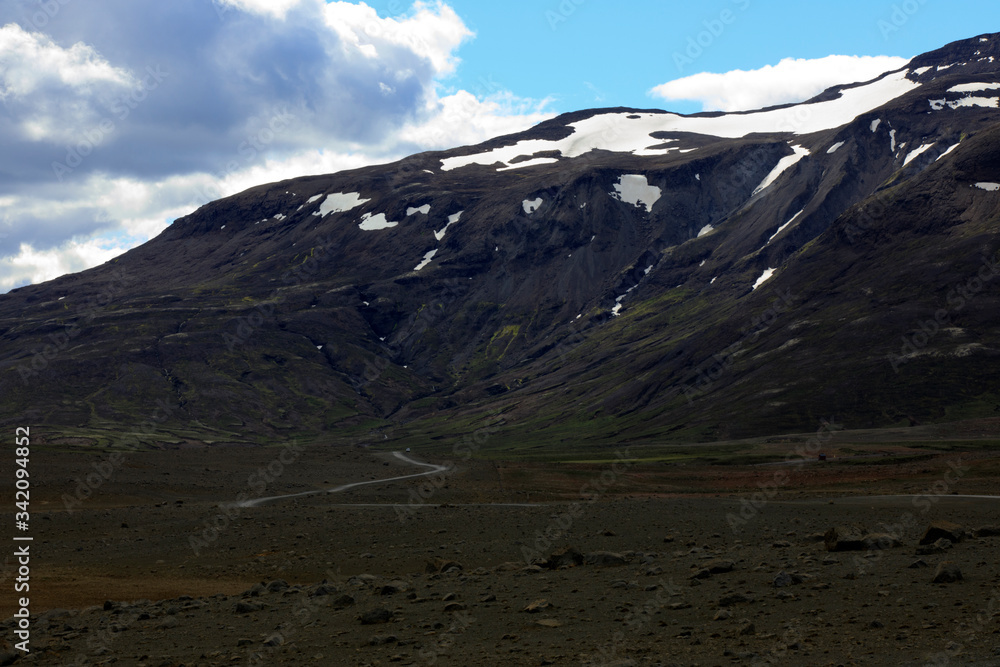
824,525 -> 868,551
545,546 -> 584,569
920,520 -> 965,545
862,533 -> 902,550
932,561 -> 963,583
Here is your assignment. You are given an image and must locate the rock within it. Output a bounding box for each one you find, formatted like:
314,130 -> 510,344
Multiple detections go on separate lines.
333,594 -> 356,608
917,537 -> 954,555
714,609 -> 732,620
368,635 -> 398,646
309,583 -> 338,597
479,594 -> 496,603
663,535 -> 675,543
236,638 -> 253,647
862,533 -> 902,550
380,581 -> 409,596
266,579 -> 289,593
869,620 -> 885,629
0,651 -> 19,666
426,558 -> 463,574
920,520 -> 965,545
234,601 -> 262,614
704,558 -> 735,574
534,619 -> 563,628
972,525 -> 1000,538
545,546 -> 584,570
932,562 -> 963,584
156,616 -> 179,629
738,621 -> 756,636
242,583 -> 266,598
444,602 -> 467,612
908,559 -> 929,569
263,634 -> 283,647
584,551 -> 627,567
824,525 -> 868,552
646,566 -> 663,576
523,599 -> 553,613
772,571 -> 794,588
359,608 -> 393,625
771,540 -> 792,548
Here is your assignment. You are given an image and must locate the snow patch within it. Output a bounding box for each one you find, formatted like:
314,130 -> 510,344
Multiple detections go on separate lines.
497,157 -> 560,171
695,173 -> 700,181
522,198 -> 543,214
359,213 -> 398,231
273,214 -> 286,221
644,265 -> 654,275
610,174 -> 661,213
306,194 -> 323,204
936,143 -> 960,161
889,129 -> 897,152
871,119 -> 881,132
435,211 -> 462,241
414,249 -> 438,271
827,141 -> 845,154
975,182 -> 1000,191
752,145 -> 810,196
220,225 -> 225,229
752,268 -> 776,290
903,143 -> 935,167
767,210 -> 803,245
317,192 -> 371,217
407,204 -> 431,216
710,277 -> 717,284
947,96 -> 1000,109
439,72 -> 919,171
949,82 -> 1000,93
911,66 -> 933,76
697,224 -> 714,238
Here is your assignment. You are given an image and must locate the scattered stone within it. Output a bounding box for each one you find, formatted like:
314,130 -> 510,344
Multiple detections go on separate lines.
523,599 -> 553,613
234,601 -> 261,614
545,546 -> 584,570
266,579 -> 289,593
368,635 -> 398,646
862,533 -> 902,550
309,583 -> 338,597
908,559 -> 929,569
263,634 -> 283,647
479,594 -> 496,603
646,566 -> 663,576
669,602 -> 692,610
920,521 -> 965,545
932,562 -> 963,584
824,525 -> 868,552
380,581 -> 408,596
772,571 -> 807,588
444,602 -> 467,612
772,541 -> 792,548
534,619 -> 563,628
584,551 -> 627,567
714,609 -> 732,620
663,536 -> 675,543
869,620 -> 885,629
738,621 -> 756,636
359,608 -> 393,625
156,616 -> 179,629
242,583 -> 266,598
917,538 -> 954,555
236,639 -> 252,647
333,594 -> 356,608
972,525 -> 1000,538
426,558 -> 463,574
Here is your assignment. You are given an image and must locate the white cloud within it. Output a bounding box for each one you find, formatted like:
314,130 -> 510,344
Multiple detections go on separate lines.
322,1 -> 473,76
0,2 -> 553,292
650,55 -> 911,112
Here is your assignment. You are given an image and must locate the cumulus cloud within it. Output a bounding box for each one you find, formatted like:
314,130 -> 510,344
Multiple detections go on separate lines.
0,1 -> 554,292
650,55 -> 911,112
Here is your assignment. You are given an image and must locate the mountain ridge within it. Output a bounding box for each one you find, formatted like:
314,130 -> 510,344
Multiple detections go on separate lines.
4,33 -> 1000,451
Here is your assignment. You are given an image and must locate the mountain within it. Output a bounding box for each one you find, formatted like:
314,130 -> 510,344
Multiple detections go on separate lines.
4,34 -> 1000,451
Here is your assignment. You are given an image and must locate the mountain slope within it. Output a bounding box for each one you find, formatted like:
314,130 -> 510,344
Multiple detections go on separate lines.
4,34 -> 1000,449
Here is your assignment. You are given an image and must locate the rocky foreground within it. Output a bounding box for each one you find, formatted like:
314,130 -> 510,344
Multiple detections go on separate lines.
3,497 -> 1000,666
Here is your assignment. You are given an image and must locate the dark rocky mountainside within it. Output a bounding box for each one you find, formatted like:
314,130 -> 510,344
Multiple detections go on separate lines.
4,34 -> 1000,450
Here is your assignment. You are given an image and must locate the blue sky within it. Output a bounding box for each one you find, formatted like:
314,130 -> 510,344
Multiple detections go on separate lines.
426,0 -> 996,113
0,0 -> 996,290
